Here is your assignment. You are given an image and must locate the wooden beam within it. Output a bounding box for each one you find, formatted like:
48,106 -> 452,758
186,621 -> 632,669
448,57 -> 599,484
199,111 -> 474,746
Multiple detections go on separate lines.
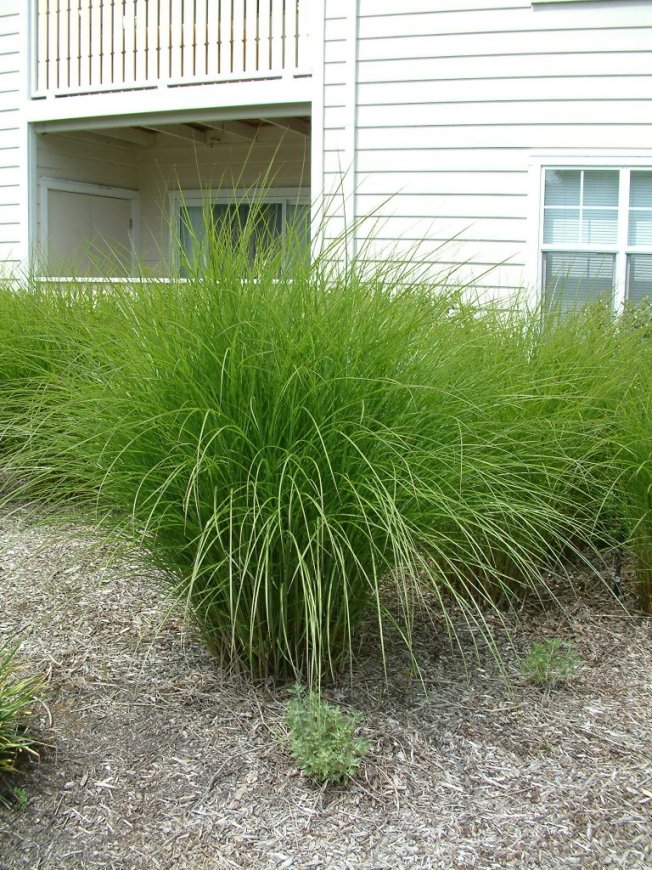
262,117 -> 311,138
93,127 -> 158,147
145,124 -> 208,144
203,120 -> 259,142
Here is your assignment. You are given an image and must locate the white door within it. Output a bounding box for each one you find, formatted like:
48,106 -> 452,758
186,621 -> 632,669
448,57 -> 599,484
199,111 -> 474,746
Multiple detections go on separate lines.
47,188 -> 134,276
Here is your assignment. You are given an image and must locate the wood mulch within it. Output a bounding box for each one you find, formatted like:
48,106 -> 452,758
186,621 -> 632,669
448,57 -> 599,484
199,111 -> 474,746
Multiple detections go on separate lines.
0,505 -> 650,869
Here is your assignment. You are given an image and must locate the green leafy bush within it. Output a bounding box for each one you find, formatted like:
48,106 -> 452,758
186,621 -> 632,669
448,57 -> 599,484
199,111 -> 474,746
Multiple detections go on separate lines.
285,687 -> 369,783
521,639 -> 581,687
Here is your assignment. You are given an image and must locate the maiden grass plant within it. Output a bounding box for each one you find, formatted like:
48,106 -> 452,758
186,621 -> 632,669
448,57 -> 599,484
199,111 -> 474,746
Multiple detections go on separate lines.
0,641 -> 42,782
3,207 -> 651,681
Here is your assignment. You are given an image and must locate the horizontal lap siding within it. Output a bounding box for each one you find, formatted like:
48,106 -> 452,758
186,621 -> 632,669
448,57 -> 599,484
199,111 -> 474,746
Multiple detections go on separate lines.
321,0 -> 348,220
352,0 -> 652,296
0,3 -> 22,266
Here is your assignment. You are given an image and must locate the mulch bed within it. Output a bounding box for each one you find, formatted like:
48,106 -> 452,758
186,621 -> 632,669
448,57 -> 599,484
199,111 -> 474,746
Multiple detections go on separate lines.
1,506 -> 650,869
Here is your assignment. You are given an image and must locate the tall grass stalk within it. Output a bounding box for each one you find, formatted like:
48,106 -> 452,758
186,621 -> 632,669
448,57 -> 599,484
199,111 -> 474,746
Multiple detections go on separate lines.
2,208 -> 650,681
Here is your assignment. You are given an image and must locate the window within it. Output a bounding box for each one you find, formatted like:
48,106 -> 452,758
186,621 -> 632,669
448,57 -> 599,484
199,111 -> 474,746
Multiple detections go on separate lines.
541,168 -> 652,312
177,192 -> 310,272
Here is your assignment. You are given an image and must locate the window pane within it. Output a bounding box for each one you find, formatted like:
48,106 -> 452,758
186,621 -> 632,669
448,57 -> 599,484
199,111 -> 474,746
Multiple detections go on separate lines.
627,254 -> 652,305
544,252 -> 615,312
544,170 -> 580,206
212,202 -> 284,261
581,208 -> 618,245
179,205 -> 206,270
286,203 -> 311,264
630,171 -> 652,208
583,171 -> 619,207
628,209 -> 652,247
543,208 -> 580,244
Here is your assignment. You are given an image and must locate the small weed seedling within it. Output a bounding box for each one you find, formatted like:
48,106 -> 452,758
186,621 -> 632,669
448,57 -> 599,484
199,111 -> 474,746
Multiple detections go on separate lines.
285,687 -> 369,784
521,639 -> 581,687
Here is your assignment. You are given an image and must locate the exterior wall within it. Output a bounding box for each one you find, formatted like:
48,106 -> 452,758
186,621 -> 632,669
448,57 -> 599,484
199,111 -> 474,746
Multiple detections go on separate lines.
314,0 -> 652,297
0,1 -> 26,268
34,127 -> 310,274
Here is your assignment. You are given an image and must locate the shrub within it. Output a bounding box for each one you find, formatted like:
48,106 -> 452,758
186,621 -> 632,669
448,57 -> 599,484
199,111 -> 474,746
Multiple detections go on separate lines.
285,686 -> 369,783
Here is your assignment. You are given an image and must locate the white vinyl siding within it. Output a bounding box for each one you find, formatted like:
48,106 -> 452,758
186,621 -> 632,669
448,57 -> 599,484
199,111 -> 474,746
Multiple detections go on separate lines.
0,2 -> 24,266
330,0 -> 652,297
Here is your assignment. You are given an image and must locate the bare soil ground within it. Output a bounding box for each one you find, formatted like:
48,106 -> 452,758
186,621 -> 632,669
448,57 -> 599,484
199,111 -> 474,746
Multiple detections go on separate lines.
0,506 -> 650,869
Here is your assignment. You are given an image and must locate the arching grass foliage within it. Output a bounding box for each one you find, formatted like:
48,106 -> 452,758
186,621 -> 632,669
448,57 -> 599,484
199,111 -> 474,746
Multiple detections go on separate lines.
1,213 -> 650,681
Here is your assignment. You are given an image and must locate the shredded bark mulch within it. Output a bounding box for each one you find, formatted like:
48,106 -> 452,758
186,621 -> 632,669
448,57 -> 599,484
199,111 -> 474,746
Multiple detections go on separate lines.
0,507 -> 650,869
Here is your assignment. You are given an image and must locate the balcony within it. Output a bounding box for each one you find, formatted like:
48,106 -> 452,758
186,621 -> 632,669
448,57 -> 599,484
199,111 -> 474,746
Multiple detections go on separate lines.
32,0 -> 311,99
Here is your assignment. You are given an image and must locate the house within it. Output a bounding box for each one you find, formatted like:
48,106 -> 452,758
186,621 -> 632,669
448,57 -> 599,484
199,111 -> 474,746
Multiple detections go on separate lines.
1,1 -> 651,309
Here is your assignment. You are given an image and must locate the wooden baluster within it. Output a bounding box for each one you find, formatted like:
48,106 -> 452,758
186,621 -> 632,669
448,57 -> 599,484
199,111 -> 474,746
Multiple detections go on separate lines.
206,0 -> 218,78
123,0 -> 136,84
284,0 -> 297,70
79,0 -> 90,88
90,0 -> 102,86
244,0 -> 256,75
159,0 -> 171,81
170,0 -> 183,79
218,0 -> 231,75
134,0 -> 147,83
36,0 -> 49,92
257,0 -> 271,73
47,0 -> 59,89
270,0 -> 283,74
194,0 -> 207,78
68,0 -> 80,89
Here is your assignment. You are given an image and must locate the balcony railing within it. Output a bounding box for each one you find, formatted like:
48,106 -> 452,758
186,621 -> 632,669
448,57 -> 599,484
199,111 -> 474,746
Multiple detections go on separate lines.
33,0 -> 311,98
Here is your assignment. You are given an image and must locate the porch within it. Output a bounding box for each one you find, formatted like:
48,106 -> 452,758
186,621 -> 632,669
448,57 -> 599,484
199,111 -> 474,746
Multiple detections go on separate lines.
33,112 -> 311,277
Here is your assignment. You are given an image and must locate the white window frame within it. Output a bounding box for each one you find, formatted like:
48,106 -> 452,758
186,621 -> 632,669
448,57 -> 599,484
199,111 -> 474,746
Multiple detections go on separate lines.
526,153 -> 652,311
170,187 -> 311,271
39,178 -> 140,274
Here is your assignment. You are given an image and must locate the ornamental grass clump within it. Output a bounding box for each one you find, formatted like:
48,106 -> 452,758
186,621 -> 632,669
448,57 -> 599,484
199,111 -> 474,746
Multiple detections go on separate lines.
0,641 -> 42,783
0,276 -> 121,466
9,205 -> 652,681
615,305 -> 652,614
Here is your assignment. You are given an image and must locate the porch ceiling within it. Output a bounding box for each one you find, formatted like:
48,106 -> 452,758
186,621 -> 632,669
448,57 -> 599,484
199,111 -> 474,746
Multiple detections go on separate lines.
38,116 -> 311,150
